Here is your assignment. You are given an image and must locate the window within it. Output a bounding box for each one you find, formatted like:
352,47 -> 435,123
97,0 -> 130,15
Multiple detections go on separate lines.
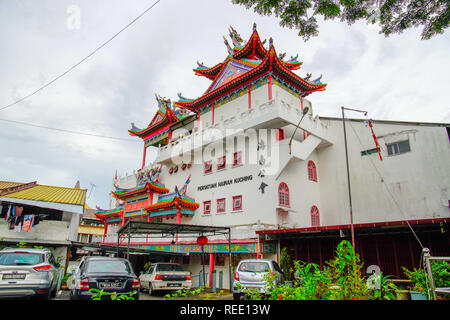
386,140 -> 411,156
217,155 -> 226,170
233,151 -> 242,166
311,206 -> 320,227
203,201 -> 211,214
204,160 -> 212,174
278,182 -> 290,207
217,198 -> 226,213
232,195 -> 242,211
307,161 -> 317,182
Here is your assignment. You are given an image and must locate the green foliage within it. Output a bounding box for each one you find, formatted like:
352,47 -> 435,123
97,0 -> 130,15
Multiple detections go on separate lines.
231,0 -> 449,40
403,260 -> 450,299
280,247 -> 293,281
164,287 -> 205,300
242,240 -> 399,300
88,288 -> 136,300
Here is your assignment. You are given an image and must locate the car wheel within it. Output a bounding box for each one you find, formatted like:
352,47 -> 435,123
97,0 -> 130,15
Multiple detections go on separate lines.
148,282 -> 154,296
233,293 -> 242,300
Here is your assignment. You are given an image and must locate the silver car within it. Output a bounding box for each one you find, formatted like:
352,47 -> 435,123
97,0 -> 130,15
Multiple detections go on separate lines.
0,248 -> 60,299
232,259 -> 285,300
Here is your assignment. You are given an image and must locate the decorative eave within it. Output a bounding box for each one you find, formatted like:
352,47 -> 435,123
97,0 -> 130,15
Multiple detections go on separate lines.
112,181 -> 169,201
128,106 -> 179,139
174,45 -> 326,112
94,205 -> 124,221
194,62 -> 225,80
145,193 -> 199,213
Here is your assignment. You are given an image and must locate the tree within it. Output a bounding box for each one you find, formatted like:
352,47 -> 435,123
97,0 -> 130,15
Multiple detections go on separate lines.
231,0 -> 449,41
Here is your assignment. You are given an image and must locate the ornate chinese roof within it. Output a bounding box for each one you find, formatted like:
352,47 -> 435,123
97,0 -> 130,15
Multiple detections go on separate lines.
175,23 -> 326,113
128,94 -> 190,147
111,167 -> 168,200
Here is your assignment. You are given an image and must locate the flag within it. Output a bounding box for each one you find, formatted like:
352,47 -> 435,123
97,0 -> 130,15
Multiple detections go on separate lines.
181,175 -> 191,195
368,120 -> 383,161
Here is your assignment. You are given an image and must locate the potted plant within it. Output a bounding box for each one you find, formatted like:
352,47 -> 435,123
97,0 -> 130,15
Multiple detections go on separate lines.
403,260 -> 450,300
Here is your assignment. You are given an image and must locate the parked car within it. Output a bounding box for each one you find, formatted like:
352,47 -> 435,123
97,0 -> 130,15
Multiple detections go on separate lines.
139,262 -> 192,295
0,247 -> 60,299
232,259 -> 285,300
69,256 -> 140,300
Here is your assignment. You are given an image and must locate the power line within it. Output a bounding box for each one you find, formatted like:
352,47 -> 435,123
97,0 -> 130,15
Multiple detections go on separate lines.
346,119 -> 425,249
0,117 -> 139,142
0,0 -> 161,112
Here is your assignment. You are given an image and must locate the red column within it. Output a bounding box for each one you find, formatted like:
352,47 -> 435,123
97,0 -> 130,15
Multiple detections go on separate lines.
141,145 -> 147,169
102,223 -> 108,243
248,85 -> 252,109
268,75 -> 272,101
209,252 -> 215,287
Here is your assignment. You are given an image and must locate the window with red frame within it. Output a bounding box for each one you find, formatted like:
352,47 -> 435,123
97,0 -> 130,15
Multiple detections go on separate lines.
217,155 -> 226,170
307,160 -> 318,182
278,182 -> 290,207
232,195 -> 242,211
233,151 -> 242,166
203,201 -> 211,214
311,206 -> 320,226
217,198 -> 226,213
204,160 -> 212,174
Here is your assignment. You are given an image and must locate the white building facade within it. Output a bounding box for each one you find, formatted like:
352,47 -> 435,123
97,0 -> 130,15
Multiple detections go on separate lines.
99,25 -> 450,288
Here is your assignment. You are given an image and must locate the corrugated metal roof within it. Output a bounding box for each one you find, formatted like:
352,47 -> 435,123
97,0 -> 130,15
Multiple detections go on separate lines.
3,184 -> 87,206
0,181 -> 25,190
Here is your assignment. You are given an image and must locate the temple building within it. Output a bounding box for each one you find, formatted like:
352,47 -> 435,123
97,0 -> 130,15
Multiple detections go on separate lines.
96,24 -> 450,289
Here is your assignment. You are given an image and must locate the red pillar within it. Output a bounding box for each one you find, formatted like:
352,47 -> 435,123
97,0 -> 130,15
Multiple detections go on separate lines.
103,223 -> 108,243
248,85 -> 252,109
268,75 -> 272,101
209,252 -> 215,287
141,145 -> 147,169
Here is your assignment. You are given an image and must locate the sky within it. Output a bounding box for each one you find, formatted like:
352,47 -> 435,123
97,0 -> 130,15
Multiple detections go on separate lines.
1,0 -> 449,209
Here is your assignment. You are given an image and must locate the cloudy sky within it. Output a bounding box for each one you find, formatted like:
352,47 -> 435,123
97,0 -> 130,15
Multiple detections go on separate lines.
1,0 -> 449,209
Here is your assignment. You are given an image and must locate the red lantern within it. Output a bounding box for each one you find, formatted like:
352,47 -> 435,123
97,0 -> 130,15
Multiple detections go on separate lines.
196,235 -> 208,246
181,163 -> 186,170
169,168 -> 173,174
174,165 -> 178,172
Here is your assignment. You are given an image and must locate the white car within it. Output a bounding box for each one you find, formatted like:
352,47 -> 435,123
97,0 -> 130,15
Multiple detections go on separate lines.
139,263 -> 192,295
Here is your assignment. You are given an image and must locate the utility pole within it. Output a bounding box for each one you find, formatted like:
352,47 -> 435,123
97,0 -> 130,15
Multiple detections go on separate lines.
341,106 -> 368,250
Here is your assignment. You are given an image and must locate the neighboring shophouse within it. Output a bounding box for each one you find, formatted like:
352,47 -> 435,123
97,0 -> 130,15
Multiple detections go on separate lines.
77,203 -> 104,245
0,180 -> 86,270
95,24 -> 450,288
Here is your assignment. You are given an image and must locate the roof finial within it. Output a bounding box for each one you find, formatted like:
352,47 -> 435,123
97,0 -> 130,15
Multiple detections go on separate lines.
223,36 -> 234,55
269,37 -> 273,47
253,22 -> 257,31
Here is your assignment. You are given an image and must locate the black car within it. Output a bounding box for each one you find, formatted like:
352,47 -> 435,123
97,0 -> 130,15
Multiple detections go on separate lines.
69,256 -> 140,300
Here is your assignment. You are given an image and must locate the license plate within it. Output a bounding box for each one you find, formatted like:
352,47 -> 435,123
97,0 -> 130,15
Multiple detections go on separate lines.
168,283 -> 181,287
3,274 -> 26,280
99,282 -> 122,289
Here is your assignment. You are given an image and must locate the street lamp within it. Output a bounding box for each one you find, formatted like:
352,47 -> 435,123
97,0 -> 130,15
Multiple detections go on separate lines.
341,106 -> 368,250
288,106 -> 310,154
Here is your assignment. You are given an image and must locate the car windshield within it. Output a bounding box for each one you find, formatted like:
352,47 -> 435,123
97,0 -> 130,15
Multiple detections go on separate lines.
86,260 -> 131,274
0,252 -> 44,266
238,262 -> 270,273
155,264 -> 184,272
